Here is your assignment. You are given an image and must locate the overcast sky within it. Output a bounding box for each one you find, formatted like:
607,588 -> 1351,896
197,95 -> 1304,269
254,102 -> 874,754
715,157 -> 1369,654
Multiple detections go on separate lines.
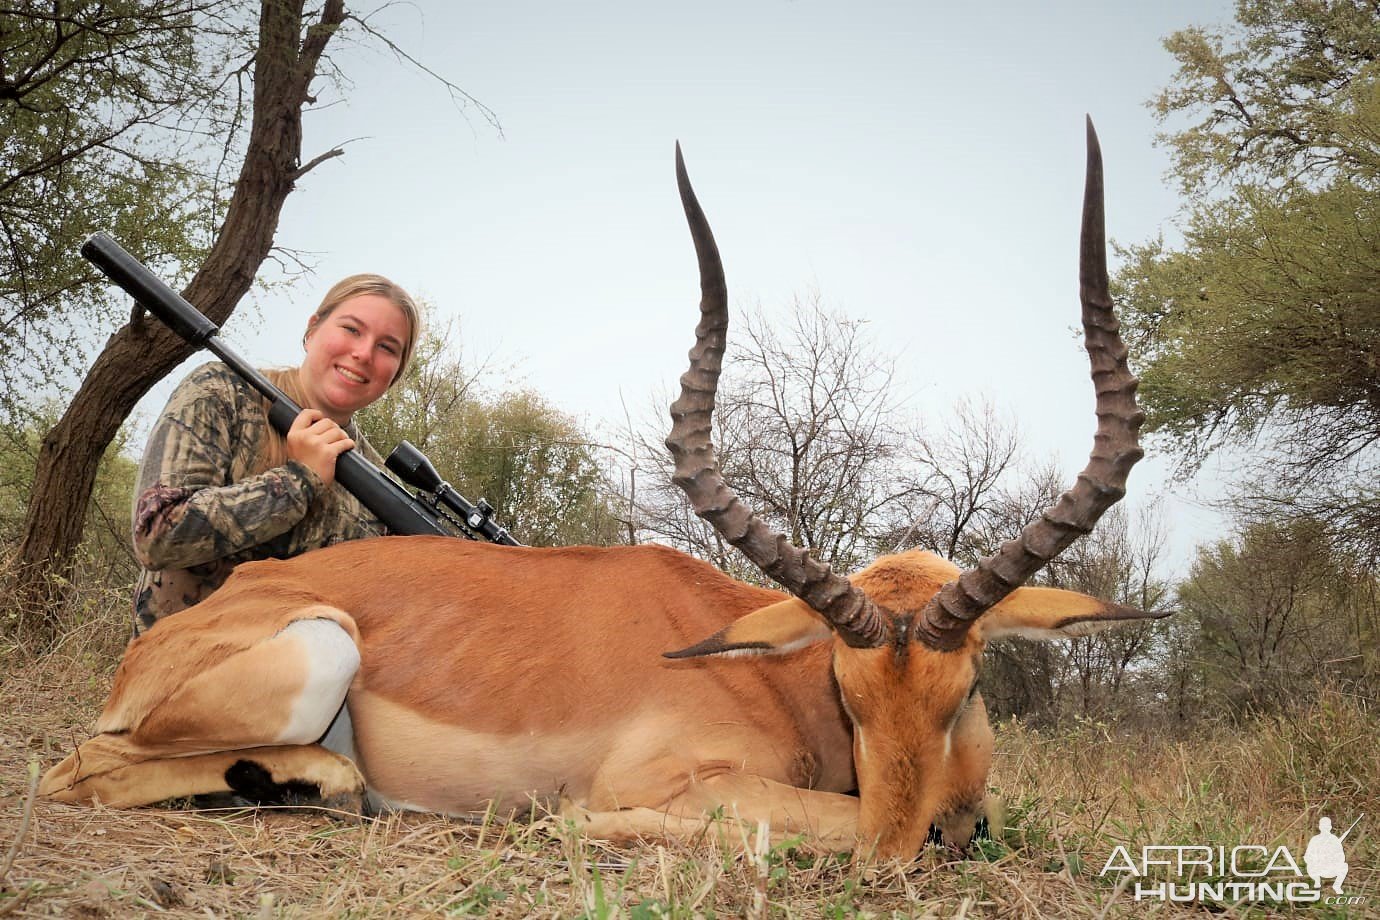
136,0 -> 1242,576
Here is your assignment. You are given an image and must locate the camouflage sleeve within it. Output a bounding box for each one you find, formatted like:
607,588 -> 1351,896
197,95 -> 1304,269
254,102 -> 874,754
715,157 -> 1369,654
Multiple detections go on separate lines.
131,364 -> 322,570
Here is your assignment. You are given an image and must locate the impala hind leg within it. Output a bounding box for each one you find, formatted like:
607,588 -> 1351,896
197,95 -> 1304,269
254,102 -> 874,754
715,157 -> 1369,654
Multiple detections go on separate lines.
40,734 -> 364,809
42,611 -> 363,808
563,773 -> 860,852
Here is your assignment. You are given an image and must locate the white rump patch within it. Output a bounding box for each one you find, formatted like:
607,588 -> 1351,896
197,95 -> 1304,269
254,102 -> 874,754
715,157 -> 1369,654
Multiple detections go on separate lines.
276,618 -> 360,745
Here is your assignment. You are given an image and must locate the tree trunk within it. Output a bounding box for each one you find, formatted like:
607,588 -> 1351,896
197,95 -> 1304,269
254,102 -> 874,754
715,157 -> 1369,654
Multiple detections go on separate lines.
12,0 -> 346,632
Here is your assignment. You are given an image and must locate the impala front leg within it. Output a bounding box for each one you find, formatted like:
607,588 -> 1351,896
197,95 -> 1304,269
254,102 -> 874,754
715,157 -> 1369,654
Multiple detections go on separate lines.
563,772 -> 861,852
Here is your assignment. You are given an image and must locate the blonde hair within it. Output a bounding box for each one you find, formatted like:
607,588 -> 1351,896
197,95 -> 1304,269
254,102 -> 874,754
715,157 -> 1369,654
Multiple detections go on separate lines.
255,368 -> 314,476
252,274 -> 421,478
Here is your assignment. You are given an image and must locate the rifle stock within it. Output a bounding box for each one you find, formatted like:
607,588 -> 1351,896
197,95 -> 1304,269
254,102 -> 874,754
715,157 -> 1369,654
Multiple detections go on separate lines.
82,232 -> 505,541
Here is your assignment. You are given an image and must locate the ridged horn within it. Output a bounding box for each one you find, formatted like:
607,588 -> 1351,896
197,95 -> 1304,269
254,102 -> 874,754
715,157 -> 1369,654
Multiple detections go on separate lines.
665,143 -> 889,649
914,117 -> 1145,651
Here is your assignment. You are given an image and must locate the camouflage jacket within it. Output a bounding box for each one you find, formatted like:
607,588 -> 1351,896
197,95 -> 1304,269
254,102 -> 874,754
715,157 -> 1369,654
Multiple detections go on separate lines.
132,362 -> 386,629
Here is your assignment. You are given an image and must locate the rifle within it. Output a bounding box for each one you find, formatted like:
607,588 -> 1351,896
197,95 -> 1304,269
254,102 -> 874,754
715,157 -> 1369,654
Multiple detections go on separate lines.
82,232 -> 521,546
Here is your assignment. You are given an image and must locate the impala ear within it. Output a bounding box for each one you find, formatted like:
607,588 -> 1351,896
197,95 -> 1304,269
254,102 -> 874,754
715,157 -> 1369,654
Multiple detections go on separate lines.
664,598 -> 833,660
978,586 -> 1169,642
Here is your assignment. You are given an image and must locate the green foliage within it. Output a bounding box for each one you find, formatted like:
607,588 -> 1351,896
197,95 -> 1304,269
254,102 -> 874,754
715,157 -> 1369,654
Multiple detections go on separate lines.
0,414 -> 137,560
1177,517 -> 1376,714
1117,181 -> 1380,472
1118,0 -> 1380,559
360,317 -> 623,548
1154,0 -> 1380,193
446,882 -> 506,915
442,390 -> 623,547
627,898 -> 671,920
0,2 -> 242,416
0,413 -> 140,636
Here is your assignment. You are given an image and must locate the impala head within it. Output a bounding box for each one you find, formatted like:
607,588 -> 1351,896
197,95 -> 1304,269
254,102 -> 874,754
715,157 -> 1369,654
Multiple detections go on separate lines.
664,123 -> 1166,859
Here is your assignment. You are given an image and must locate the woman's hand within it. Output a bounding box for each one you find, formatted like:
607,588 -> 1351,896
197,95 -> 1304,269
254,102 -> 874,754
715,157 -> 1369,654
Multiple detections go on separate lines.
285,409 -> 355,487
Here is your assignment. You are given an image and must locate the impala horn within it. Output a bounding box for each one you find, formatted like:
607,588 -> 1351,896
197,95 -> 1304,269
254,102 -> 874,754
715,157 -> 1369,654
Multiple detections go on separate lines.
666,143 -> 890,649
914,118 -> 1144,650
667,123 -> 1143,653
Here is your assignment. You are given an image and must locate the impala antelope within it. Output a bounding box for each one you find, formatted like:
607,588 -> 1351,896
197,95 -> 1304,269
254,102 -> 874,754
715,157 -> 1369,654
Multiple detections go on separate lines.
42,120 -> 1162,859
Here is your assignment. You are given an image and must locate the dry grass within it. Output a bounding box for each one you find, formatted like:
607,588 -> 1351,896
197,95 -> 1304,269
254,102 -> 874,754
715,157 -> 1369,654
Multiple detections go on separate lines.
1,606 -> 1375,918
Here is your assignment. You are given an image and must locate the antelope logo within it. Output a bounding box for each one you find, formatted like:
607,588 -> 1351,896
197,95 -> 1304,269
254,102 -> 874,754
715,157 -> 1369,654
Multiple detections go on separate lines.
42,121 -> 1161,860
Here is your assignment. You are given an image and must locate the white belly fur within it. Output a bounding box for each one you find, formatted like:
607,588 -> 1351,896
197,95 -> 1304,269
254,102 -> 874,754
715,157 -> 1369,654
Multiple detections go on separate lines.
335,690 -> 815,819
344,689 -> 629,816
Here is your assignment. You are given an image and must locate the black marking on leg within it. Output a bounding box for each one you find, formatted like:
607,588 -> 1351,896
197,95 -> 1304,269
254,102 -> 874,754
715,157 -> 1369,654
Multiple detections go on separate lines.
224,760 -> 323,806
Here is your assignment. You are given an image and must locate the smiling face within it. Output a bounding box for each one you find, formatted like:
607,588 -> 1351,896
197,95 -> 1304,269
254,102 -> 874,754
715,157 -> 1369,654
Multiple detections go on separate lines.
298,293 -> 410,424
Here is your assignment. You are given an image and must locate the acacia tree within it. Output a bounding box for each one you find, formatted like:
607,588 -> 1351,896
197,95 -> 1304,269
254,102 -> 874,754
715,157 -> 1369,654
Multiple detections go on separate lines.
10,1 -> 347,628
0,1 -> 239,414
0,411 -> 140,596
1116,0 -> 1380,559
1152,0 -> 1380,193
